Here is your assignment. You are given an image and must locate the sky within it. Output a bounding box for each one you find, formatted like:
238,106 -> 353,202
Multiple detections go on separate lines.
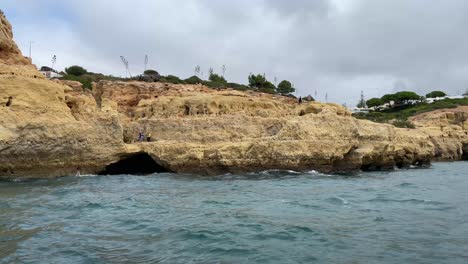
3,0 -> 468,105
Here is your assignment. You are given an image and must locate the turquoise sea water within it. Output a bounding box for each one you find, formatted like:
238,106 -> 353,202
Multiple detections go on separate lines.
1,162 -> 467,264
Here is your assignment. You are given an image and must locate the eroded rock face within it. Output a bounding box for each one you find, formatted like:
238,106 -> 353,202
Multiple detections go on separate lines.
410,106 -> 468,161
90,80 -> 435,175
0,11 -> 465,178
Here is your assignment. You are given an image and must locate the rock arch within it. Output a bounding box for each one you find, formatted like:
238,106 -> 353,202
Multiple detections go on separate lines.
99,152 -> 171,175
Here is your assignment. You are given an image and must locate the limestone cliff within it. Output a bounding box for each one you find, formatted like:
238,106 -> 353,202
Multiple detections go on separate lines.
0,10 -> 30,66
0,11 -> 466,178
0,11 -> 129,178
410,106 -> 468,161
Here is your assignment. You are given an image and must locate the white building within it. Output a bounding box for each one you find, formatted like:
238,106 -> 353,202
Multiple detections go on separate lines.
39,66 -> 63,79
426,95 -> 464,104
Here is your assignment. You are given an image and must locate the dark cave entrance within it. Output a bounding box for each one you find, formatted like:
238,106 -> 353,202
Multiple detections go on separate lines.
462,144 -> 468,161
99,153 -> 171,175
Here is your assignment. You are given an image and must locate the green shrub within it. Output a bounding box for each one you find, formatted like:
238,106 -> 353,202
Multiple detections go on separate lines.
163,75 -> 185,84
65,65 -> 87,76
202,80 -> 224,89
185,75 -> 203,84
62,74 -> 92,90
393,120 -> 416,129
227,82 -> 249,90
209,73 -> 227,84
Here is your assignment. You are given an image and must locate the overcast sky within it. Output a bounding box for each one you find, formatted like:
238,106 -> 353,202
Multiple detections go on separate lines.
3,0 -> 468,105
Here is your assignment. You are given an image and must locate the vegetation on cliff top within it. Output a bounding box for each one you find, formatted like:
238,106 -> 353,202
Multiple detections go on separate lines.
60,65 -> 296,96
61,65 -> 124,89
354,97 -> 468,128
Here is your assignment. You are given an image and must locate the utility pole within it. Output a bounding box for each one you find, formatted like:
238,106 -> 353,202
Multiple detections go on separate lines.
144,55 -> 148,71
222,65 -> 226,77
28,41 -> 35,61
325,93 -> 328,102
358,90 -> 366,108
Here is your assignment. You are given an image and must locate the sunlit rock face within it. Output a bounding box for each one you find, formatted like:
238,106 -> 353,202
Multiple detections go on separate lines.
0,11 -> 466,178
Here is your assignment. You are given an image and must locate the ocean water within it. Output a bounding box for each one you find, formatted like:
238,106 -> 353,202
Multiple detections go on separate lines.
1,162 -> 467,264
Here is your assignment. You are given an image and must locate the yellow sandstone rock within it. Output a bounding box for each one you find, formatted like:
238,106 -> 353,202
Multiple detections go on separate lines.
0,11 -> 466,178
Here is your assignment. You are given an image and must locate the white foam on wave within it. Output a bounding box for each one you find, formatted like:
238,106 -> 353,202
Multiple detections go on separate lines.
76,174 -> 98,178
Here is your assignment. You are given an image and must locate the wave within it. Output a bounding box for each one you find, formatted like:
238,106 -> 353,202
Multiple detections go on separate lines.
368,198 -> 445,205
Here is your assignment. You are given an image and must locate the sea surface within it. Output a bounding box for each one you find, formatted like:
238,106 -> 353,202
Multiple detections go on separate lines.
1,162 -> 467,264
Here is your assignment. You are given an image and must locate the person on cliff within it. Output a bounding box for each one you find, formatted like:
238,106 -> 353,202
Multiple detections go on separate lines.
298,96 -> 303,104
138,131 -> 144,142
5,96 -> 13,107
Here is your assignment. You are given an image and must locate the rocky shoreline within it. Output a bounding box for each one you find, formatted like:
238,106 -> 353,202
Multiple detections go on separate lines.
0,12 -> 467,178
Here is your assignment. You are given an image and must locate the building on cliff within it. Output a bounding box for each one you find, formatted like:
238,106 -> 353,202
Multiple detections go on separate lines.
39,66 -> 63,79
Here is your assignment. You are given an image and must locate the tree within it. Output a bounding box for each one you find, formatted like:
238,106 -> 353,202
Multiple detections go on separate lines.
277,80 -> 295,95
380,91 -> 421,107
381,94 -> 397,103
248,74 -> 276,94
65,65 -> 87,76
393,91 -> 420,104
248,74 -> 266,89
426,91 -> 447,98
366,98 -> 384,108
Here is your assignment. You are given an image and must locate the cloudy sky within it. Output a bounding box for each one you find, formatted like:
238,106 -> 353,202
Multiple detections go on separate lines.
3,0 -> 468,105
